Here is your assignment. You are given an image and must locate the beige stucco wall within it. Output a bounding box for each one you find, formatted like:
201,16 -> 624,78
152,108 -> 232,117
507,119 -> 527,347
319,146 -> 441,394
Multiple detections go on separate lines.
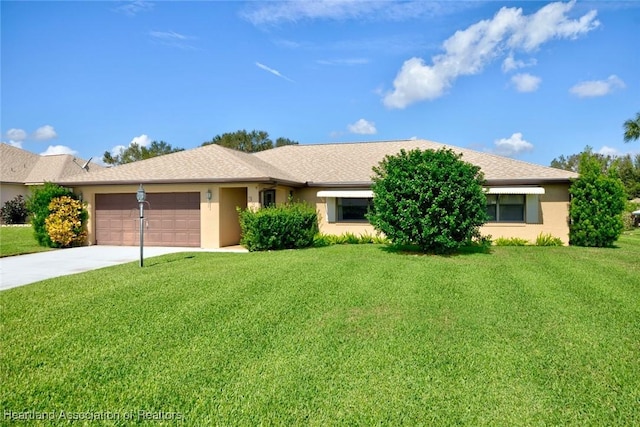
481,183 -> 571,244
219,187 -> 248,247
295,183 -> 572,244
74,183 -> 262,249
73,182 -> 572,248
294,187 -> 381,237
0,183 -> 28,206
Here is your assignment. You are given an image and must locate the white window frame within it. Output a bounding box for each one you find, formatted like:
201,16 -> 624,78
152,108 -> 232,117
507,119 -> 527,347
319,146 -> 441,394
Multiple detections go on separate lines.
484,187 -> 544,224
317,190 -> 373,223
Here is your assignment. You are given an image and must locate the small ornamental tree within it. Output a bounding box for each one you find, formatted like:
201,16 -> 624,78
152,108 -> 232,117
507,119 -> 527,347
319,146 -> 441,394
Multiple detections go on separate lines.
367,148 -> 488,253
569,152 -> 626,247
27,183 -> 85,247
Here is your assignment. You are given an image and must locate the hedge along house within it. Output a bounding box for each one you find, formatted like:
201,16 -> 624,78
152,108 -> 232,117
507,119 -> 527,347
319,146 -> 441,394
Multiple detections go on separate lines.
56,139 -> 578,248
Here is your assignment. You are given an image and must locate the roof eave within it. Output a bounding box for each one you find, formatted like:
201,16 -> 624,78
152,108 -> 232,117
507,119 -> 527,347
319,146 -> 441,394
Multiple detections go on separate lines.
0,179 -> 30,185
485,177 -> 576,186
306,181 -> 372,187
56,176 -> 305,187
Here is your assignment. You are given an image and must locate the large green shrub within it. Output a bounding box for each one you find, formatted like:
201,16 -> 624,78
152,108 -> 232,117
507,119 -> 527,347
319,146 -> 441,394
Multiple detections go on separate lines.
1,195 -> 29,224
569,154 -> 626,247
238,201 -> 318,251
27,183 -> 85,247
367,148 -> 489,254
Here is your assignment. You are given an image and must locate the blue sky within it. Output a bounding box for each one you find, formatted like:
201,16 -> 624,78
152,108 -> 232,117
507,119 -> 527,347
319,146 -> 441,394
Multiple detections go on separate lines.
2,1 -> 638,167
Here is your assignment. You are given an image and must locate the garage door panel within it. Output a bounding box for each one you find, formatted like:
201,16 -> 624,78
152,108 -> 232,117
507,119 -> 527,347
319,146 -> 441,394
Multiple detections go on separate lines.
160,193 -> 174,204
146,219 -> 162,228
95,193 -> 200,247
146,231 -> 162,242
174,193 -> 189,204
161,233 -> 176,244
174,234 -> 189,244
123,232 -> 137,245
122,220 -> 135,231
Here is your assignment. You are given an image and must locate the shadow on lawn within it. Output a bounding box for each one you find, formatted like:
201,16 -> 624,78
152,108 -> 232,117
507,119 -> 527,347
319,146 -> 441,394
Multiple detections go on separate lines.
380,243 -> 492,257
144,254 -> 196,267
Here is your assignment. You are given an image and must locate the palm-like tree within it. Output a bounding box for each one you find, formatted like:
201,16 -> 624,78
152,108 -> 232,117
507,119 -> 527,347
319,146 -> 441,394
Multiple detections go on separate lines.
623,112 -> 640,143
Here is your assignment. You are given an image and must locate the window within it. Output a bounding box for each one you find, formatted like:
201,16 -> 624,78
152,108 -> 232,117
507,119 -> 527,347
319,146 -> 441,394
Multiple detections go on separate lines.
337,197 -> 372,221
486,194 -> 525,222
262,189 -> 276,208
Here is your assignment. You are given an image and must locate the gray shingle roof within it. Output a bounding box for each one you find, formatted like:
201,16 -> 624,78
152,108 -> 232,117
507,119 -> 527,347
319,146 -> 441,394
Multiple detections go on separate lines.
54,139 -> 578,186
1,144 -> 41,183
57,143 -> 299,185
254,139 -> 579,184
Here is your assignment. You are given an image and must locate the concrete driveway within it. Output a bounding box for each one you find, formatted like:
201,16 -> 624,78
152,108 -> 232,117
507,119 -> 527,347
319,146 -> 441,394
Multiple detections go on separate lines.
0,245 -> 247,291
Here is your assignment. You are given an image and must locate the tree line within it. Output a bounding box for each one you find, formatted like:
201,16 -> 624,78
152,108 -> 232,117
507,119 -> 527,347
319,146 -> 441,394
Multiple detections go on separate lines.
551,148 -> 640,199
102,130 -> 298,165
550,112 -> 639,199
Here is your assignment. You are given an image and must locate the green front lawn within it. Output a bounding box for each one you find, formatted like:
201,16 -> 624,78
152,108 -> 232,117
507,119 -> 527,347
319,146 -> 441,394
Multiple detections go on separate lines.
1,231 -> 639,425
0,225 -> 52,257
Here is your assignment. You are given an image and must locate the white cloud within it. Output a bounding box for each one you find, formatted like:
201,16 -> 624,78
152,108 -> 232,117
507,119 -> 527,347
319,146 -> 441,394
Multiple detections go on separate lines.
256,62 -> 295,83
149,30 -> 197,50
511,73 -> 541,92
149,30 -> 188,41
114,0 -> 154,16
506,1 -> 599,52
316,58 -> 370,66
107,134 -> 151,156
241,1 -> 470,26
569,75 -> 626,98
41,145 -> 78,156
4,126 -> 57,147
109,144 -> 127,155
130,134 -> 152,147
6,128 -> 27,141
493,133 -> 534,157
347,119 -> 377,135
383,1 -> 598,108
502,54 -> 537,72
597,146 -> 620,156
32,125 -> 58,141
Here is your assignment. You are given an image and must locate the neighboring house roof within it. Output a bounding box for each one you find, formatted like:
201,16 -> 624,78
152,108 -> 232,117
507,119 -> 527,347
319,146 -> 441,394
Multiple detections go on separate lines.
1,143 -> 101,185
55,139 -> 578,187
1,144 -> 42,184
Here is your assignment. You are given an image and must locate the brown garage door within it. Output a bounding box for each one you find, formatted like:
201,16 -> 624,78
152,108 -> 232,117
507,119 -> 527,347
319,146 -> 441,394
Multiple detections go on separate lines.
95,193 -> 200,246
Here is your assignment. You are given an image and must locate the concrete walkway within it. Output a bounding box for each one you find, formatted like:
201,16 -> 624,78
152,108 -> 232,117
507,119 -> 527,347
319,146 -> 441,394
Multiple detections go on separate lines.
0,245 -> 247,291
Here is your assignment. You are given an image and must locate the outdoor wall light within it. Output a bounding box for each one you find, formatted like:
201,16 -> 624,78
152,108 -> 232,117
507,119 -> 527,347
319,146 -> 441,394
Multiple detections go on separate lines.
206,189 -> 212,201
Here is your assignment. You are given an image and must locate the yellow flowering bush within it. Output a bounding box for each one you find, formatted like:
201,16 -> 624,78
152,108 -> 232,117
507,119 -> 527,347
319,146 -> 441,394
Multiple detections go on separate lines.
44,196 -> 88,247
